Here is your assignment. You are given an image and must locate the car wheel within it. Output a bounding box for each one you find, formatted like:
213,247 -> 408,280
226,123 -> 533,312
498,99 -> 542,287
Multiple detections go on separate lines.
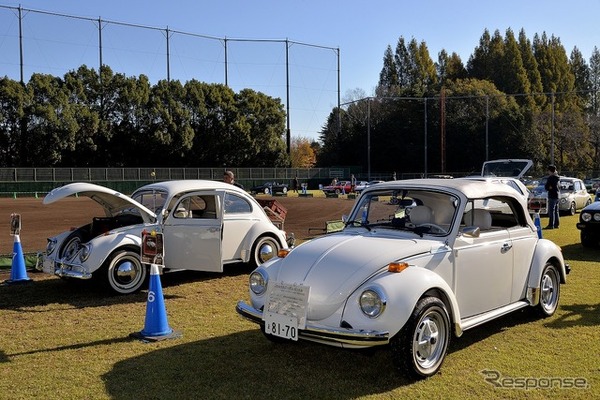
581,230 -> 597,247
101,249 -> 147,295
568,202 -> 576,216
390,297 -> 451,379
60,231 -> 84,260
264,188 -> 270,195
585,198 -> 592,207
282,187 -> 287,194
335,189 -> 340,194
536,262 -> 560,317
250,236 -> 281,267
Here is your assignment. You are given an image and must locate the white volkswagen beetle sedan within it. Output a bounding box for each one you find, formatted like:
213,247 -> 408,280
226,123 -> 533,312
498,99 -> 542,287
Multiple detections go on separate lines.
236,177 -> 569,379
43,180 -> 293,294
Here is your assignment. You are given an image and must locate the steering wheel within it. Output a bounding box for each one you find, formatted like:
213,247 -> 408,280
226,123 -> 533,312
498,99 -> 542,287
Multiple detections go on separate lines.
416,223 -> 446,234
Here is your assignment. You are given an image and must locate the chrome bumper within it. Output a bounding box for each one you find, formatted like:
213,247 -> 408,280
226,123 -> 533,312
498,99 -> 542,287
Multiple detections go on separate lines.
236,301 -> 389,347
43,258 -> 92,280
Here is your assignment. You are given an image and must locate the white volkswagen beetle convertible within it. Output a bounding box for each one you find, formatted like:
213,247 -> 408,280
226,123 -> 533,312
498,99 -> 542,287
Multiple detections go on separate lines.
42,180 -> 293,294
236,177 -> 569,378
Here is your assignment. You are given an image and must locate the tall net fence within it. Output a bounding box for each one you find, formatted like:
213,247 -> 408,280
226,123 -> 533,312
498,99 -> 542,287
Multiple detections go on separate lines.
0,4 -> 339,140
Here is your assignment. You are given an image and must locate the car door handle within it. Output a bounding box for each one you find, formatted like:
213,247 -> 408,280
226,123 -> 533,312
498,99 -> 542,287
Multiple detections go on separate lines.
501,243 -> 512,253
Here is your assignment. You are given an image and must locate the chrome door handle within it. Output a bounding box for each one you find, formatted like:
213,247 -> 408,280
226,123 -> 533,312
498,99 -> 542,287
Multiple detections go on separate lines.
501,243 -> 512,253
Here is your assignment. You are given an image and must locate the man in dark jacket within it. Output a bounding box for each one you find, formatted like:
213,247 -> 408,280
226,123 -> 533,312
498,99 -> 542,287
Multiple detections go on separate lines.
544,165 -> 560,229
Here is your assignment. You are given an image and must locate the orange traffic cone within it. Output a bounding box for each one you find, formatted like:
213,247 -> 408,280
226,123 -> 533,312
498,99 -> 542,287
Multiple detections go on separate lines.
130,264 -> 181,341
4,234 -> 31,284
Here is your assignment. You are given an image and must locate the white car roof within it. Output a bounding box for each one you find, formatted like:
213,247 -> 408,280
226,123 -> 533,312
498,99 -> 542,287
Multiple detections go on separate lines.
366,177 -> 528,204
135,179 -> 246,195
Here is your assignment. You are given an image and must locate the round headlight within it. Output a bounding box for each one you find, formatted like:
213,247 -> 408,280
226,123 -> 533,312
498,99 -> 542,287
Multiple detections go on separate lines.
46,239 -> 57,255
559,198 -> 567,204
582,212 -> 592,222
79,244 -> 92,262
594,213 -> 600,222
359,288 -> 387,318
249,270 -> 268,295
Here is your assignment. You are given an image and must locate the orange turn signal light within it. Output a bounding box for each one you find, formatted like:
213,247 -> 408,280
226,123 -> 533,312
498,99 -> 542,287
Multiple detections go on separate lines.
388,262 -> 409,273
278,249 -> 291,258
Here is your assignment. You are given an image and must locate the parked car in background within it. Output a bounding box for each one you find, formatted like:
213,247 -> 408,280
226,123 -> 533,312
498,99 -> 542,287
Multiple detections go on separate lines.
353,181 -> 370,193
237,177 -> 568,379
576,201 -> 600,247
529,177 -> 591,215
42,181 -> 294,294
250,181 -> 288,195
322,180 -> 352,194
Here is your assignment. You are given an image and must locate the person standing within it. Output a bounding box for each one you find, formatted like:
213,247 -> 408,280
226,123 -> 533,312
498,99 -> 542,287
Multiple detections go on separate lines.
350,174 -> 356,193
544,165 -> 560,229
223,170 -> 244,189
293,176 -> 299,193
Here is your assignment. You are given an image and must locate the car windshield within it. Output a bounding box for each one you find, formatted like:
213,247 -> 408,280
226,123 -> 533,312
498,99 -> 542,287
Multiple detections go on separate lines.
130,189 -> 169,214
347,189 -> 459,236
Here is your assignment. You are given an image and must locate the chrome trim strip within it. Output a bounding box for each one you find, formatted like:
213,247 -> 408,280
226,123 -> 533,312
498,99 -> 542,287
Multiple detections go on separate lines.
235,301 -> 389,347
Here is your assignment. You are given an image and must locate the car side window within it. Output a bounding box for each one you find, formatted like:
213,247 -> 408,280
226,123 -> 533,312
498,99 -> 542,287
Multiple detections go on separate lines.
464,197 -> 522,230
174,195 -> 218,219
224,193 -> 251,214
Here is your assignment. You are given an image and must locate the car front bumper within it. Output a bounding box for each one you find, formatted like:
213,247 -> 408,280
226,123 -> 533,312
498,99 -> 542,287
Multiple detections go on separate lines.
42,257 -> 92,280
236,301 -> 389,348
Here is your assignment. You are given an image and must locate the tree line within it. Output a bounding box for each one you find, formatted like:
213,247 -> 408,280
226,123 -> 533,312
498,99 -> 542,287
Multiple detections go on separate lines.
318,28 -> 600,175
3,28 -> 600,174
0,66 -> 290,168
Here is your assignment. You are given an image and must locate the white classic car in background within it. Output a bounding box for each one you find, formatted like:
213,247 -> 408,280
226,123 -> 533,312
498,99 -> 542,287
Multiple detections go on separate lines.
528,176 -> 592,215
43,180 -> 294,294
236,176 -> 569,379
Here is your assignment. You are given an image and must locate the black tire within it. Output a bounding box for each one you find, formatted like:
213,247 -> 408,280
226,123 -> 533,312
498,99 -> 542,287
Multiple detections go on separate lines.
568,202 -> 576,216
59,231 -> 84,260
390,297 -> 451,379
585,198 -> 592,207
335,188 -> 341,194
250,236 -> 281,267
282,187 -> 288,194
263,187 -> 270,195
535,263 -> 560,317
100,248 -> 147,295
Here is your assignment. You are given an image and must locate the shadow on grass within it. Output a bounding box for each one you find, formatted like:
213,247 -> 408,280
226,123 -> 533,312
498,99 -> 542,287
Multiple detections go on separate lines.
447,308 -> 538,353
545,303 -> 600,329
559,242 -> 600,262
0,263 -> 254,311
102,331 -> 410,400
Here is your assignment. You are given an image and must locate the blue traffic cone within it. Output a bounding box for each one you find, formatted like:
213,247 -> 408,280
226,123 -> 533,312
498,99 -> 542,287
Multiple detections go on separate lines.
130,264 -> 181,341
533,212 -> 542,239
4,234 -> 31,284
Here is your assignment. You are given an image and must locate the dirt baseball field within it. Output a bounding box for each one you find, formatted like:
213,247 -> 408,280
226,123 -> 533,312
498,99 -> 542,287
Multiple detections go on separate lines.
0,194 -> 355,256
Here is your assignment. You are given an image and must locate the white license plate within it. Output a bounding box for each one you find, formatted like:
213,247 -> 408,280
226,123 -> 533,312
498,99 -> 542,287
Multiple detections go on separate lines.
42,258 -> 55,274
264,312 -> 298,341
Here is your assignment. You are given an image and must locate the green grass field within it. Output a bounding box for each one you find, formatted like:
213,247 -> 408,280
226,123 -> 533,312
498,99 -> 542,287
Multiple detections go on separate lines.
0,214 -> 598,399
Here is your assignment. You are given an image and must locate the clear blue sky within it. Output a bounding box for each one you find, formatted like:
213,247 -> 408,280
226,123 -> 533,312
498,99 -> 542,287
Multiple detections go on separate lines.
1,0 -> 599,142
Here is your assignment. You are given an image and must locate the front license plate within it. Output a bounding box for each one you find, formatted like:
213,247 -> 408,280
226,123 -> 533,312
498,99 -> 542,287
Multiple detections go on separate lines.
42,258 -> 55,274
264,312 -> 298,341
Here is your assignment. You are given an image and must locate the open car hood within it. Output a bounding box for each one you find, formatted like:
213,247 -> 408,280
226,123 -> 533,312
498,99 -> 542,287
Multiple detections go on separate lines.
481,159 -> 533,179
43,182 -> 157,221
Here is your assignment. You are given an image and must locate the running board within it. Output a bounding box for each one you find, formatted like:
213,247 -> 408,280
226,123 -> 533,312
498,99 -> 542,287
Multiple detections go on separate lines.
460,301 -> 530,332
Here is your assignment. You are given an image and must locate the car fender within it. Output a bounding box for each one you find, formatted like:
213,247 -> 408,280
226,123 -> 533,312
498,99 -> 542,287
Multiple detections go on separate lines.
343,266 -> 462,338
528,239 -> 568,287
79,229 -> 144,274
237,221 -> 288,262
